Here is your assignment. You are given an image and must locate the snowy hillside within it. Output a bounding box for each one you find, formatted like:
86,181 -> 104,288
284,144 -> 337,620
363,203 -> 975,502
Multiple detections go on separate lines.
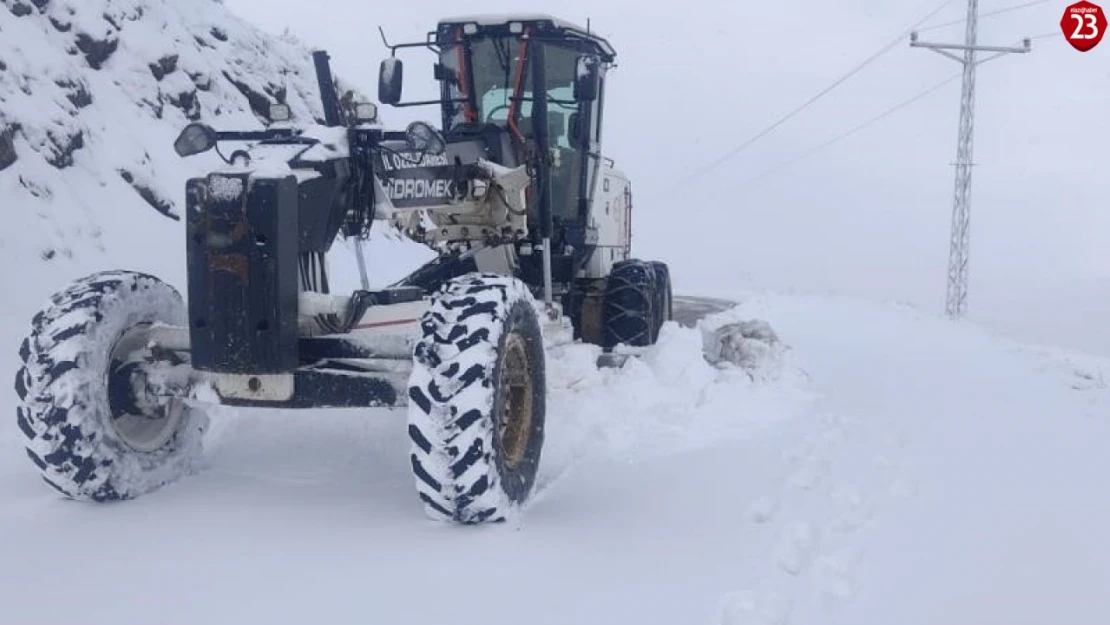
3,0 -> 321,284
0,0 -> 429,302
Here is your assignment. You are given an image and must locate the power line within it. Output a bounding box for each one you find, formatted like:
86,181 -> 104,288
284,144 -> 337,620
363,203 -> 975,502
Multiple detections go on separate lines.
740,74 -> 961,187
916,0 -> 1050,32
662,0 -> 956,195
737,33 -> 1058,189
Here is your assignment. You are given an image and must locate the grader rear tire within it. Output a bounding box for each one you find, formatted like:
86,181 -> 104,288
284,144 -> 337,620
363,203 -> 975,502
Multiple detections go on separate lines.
602,259 -> 658,350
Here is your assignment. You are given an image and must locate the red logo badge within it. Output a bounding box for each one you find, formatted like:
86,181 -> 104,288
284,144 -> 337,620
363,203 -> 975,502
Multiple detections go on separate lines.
1061,1 -> 1106,52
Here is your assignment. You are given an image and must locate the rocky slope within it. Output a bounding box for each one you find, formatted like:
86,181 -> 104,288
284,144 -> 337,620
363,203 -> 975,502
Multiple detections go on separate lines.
0,0 -> 433,344
0,0 -> 375,295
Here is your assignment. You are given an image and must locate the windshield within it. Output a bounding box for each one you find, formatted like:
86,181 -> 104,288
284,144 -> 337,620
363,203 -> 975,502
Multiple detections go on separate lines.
440,37 -> 582,148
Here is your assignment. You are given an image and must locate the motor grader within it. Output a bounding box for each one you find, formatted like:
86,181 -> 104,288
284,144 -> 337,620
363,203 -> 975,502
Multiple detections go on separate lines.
14,14 -> 672,524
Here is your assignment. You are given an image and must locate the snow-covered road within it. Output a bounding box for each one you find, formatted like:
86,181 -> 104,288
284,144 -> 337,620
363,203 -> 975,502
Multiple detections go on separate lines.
2,292 -> 1108,625
715,295 -> 1110,625
673,295 -> 738,327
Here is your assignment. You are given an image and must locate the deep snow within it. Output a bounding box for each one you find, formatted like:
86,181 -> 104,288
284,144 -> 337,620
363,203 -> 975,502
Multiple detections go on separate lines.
4,1 -> 1110,623
3,290 -> 1109,625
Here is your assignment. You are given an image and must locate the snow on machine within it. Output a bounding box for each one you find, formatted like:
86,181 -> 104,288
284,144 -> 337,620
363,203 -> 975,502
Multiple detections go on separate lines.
13,15 -> 676,524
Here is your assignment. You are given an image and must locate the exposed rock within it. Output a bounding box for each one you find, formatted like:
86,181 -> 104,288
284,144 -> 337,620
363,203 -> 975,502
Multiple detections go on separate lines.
74,32 -> 119,70
222,71 -> 272,120
188,70 -> 212,91
140,95 -> 165,119
102,12 -> 120,31
0,127 -> 17,171
210,27 -> 228,42
56,79 -> 93,109
266,84 -> 287,104
49,16 -> 70,31
149,54 -> 178,80
9,2 -> 32,17
44,129 -> 84,168
168,89 -> 201,121
118,169 -> 180,221
19,174 -> 51,199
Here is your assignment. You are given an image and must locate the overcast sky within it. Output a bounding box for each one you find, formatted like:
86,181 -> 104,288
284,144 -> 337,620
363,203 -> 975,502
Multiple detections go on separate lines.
225,0 -> 1110,354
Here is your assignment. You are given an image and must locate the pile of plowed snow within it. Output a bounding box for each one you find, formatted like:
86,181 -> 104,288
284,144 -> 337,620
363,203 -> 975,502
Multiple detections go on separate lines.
539,313 -> 815,486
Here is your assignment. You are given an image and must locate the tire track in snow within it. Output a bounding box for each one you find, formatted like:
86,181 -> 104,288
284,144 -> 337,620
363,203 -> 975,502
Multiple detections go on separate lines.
715,408 -> 917,625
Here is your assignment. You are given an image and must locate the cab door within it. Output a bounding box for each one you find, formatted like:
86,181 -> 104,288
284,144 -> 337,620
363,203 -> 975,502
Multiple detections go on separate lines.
578,75 -> 604,224
545,91 -> 583,224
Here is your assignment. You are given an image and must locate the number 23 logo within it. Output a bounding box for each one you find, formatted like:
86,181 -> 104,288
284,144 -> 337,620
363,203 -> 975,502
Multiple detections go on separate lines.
1070,12 -> 1100,38
1060,1 -> 1106,52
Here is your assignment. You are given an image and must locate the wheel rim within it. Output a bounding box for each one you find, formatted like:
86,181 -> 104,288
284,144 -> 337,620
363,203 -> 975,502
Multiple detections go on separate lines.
106,324 -> 185,453
498,332 -> 534,470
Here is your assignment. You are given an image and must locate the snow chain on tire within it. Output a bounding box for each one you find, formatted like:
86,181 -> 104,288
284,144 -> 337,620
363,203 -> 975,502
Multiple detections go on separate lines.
602,259 -> 658,349
15,270 -> 207,501
407,273 -> 547,524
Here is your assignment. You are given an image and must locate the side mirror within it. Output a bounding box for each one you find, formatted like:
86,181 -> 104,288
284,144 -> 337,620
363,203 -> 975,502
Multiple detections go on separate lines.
379,57 -> 403,106
405,121 -> 446,156
173,123 -> 217,157
574,55 -> 600,102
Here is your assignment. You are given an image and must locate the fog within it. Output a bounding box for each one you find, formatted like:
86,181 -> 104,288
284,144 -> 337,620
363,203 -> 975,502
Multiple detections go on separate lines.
225,0 -> 1110,355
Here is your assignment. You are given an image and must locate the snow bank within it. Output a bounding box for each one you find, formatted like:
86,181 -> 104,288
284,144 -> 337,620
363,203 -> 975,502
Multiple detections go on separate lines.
538,317 -> 816,486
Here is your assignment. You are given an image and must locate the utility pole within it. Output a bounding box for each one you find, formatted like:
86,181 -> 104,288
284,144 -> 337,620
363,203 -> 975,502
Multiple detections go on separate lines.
910,0 -> 1031,319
